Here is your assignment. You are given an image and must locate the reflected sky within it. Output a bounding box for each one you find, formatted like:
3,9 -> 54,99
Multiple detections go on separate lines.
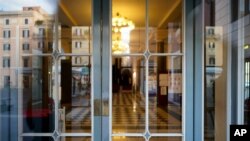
0,0 -> 58,14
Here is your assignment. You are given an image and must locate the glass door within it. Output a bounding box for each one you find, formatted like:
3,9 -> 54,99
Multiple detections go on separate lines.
111,0 -> 184,140
0,0 -> 95,141
56,1 -> 93,140
0,0 -> 185,141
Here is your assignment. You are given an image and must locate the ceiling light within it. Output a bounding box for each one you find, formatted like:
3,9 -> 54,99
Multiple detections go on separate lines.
112,13 -> 135,33
112,13 -> 135,54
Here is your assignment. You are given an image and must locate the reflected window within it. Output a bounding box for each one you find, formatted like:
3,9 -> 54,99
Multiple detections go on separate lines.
3,30 -> 11,38
23,75 -> 30,88
208,28 -> 214,35
4,76 -> 10,87
2,57 -> 10,68
75,28 -> 82,36
74,57 -> 82,65
23,43 -> 30,51
75,41 -> 82,48
209,42 -> 215,49
3,43 -> 10,51
23,57 -> 29,67
25,18 -> 29,24
5,19 -> 9,25
209,56 -> 215,65
38,41 -> 44,49
39,28 -> 45,35
22,29 -> 30,38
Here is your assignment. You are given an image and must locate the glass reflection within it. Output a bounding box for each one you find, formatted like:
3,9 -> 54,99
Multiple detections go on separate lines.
112,56 -> 145,133
149,56 -> 182,133
56,0 -> 92,133
58,56 -> 91,133
22,56 -> 54,133
58,26 -> 92,54
58,0 -> 92,54
204,0 -> 228,140
148,0 -> 182,53
0,0 -> 57,139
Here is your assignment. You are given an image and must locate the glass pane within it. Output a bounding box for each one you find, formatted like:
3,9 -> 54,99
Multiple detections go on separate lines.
60,137 -> 91,141
204,0 -> 230,140
205,27 -> 223,141
58,56 -> 91,133
148,56 -> 182,133
23,137 -> 53,141
112,0 -> 146,54
3,2 -> 57,54
0,0 -> 57,139
112,137 -> 145,141
0,67 -> 17,139
57,0 -> 92,133
244,5 -> 250,125
148,0 -> 182,53
150,137 -> 181,141
112,56 -> 145,133
58,0 -> 92,54
245,61 -> 250,124
21,56 -> 54,133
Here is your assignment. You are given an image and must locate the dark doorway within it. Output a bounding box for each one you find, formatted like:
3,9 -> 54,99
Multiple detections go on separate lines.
121,68 -> 132,91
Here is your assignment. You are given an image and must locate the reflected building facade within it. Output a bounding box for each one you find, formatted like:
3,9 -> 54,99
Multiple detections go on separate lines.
0,6 -> 52,90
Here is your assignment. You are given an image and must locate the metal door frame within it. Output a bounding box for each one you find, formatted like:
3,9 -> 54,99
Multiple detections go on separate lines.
100,0 -> 189,141
14,0 -> 198,140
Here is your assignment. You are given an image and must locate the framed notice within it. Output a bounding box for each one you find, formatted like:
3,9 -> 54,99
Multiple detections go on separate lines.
159,73 -> 168,86
160,86 -> 167,95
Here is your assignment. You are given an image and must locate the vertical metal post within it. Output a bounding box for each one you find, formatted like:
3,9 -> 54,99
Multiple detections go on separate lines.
101,0 -> 111,140
93,0 -> 102,140
54,12 -> 59,134
185,0 -> 195,140
145,0 -> 149,136
193,1 -> 203,141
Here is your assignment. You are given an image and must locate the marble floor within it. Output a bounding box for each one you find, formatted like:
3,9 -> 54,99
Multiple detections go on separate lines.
64,91 -> 182,141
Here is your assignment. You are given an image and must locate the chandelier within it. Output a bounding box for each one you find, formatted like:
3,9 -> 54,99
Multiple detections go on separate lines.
112,13 -> 135,33
112,39 -> 129,54
112,13 -> 135,53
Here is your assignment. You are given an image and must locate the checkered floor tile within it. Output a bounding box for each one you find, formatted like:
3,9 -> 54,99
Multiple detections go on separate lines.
65,92 -> 181,133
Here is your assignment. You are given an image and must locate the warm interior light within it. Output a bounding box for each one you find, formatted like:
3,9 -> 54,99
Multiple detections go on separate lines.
112,13 -> 135,31
112,39 -> 129,54
112,13 -> 135,54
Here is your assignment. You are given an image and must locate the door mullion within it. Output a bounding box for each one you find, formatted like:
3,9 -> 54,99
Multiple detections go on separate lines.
101,0 -> 111,141
93,0 -> 102,141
